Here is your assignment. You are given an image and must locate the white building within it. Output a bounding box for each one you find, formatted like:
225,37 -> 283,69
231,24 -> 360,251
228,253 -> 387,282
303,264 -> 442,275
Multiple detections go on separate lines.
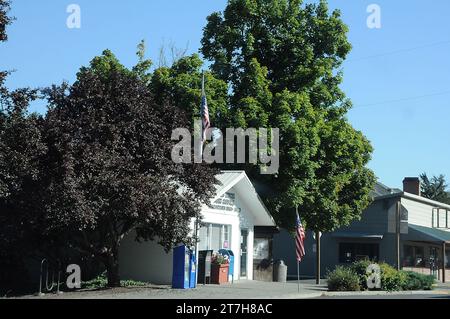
119,171 -> 276,284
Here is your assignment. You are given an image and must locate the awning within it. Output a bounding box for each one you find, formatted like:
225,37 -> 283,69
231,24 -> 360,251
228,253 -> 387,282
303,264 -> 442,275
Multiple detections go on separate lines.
406,224 -> 450,244
331,232 -> 383,239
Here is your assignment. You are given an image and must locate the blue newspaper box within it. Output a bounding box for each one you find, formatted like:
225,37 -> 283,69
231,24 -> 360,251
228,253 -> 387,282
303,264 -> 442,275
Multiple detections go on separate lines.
218,249 -> 234,283
172,245 -> 197,289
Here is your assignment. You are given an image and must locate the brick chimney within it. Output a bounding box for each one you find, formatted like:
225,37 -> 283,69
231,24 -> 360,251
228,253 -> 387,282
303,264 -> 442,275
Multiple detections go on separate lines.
403,177 -> 421,196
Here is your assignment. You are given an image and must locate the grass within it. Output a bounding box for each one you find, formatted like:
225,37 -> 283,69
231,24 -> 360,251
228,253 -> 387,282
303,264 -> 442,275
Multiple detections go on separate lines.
81,272 -> 149,290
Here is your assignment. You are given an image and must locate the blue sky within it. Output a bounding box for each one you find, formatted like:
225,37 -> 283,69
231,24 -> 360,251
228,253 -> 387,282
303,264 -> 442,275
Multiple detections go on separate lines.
1,0 -> 449,189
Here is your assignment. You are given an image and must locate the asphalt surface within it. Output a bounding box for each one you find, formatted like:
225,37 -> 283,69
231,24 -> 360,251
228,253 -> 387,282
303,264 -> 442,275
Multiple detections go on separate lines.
12,280 -> 450,299
17,280 -> 327,299
317,294 -> 450,299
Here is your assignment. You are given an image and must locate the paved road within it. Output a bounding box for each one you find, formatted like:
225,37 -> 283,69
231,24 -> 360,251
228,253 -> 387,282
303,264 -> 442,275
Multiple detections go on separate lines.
13,280 -> 450,299
317,294 -> 450,299
17,280 -> 327,299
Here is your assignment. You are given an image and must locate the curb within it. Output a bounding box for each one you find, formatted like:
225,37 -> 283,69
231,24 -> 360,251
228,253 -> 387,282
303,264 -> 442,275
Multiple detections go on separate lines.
267,292 -> 325,299
322,290 -> 448,297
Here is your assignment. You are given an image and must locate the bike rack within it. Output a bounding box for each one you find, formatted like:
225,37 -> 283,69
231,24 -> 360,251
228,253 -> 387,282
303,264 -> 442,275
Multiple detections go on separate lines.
38,258 -> 63,296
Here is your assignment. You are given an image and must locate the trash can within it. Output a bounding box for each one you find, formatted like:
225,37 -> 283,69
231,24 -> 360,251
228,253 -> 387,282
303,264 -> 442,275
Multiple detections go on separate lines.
218,249 -> 235,283
273,260 -> 287,282
197,250 -> 213,284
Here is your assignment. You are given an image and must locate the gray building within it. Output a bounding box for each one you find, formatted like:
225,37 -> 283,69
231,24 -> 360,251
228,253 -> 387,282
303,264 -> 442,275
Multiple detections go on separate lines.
273,178 -> 450,282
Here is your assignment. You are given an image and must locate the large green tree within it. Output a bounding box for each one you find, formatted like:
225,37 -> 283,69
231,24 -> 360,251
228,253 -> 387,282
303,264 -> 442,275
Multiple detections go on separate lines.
420,173 -> 450,204
0,0 -> 13,87
201,0 -> 375,233
150,53 -> 230,129
42,50 -> 219,287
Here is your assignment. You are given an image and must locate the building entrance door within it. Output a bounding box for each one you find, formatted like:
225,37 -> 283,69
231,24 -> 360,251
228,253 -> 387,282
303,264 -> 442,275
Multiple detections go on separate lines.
240,229 -> 248,278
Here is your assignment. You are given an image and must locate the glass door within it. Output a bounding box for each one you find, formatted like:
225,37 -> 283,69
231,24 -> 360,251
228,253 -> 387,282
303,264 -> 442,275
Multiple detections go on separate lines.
240,229 -> 248,278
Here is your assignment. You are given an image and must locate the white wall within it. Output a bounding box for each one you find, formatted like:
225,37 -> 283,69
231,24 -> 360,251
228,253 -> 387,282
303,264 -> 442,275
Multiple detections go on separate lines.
402,198 -> 442,228
119,232 -> 173,285
119,187 -> 257,284
200,188 -> 255,280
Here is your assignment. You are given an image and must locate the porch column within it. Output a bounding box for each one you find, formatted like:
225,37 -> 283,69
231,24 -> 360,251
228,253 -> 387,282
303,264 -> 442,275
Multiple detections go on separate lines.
442,242 -> 446,283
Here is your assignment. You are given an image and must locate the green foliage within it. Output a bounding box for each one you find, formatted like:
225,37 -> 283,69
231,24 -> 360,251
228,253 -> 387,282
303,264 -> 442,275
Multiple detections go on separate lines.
0,0 -> 13,43
82,272 -> 148,289
420,173 -> 450,204
201,0 -> 376,232
0,0 -> 13,85
202,0 -> 351,96
42,50 -> 219,287
212,254 -> 230,265
350,259 -> 373,290
81,273 -> 109,289
401,271 -> 435,291
329,262 -> 436,292
132,40 -> 153,85
150,54 -> 230,129
326,266 -> 360,291
379,263 -> 407,292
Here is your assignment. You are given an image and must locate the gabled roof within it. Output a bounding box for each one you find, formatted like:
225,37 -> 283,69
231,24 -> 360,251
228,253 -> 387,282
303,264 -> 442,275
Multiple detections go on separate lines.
371,182 -> 402,197
372,182 -> 450,210
211,171 -> 276,227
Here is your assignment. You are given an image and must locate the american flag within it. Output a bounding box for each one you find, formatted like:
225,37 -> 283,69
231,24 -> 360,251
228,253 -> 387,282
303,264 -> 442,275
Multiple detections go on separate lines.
200,74 -> 210,142
295,213 -> 306,262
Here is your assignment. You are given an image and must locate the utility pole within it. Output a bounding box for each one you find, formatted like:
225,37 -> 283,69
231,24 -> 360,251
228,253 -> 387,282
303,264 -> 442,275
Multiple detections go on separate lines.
315,230 -> 321,285
396,201 -> 401,271
442,242 -> 446,283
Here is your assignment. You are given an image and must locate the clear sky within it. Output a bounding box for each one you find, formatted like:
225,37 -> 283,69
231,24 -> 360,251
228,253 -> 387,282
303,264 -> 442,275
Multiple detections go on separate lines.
1,0 -> 449,189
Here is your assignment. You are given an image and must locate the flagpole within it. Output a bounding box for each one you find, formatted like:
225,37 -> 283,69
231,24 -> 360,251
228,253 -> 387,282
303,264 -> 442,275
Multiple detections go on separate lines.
199,71 -> 205,159
296,206 -> 300,293
194,72 -> 206,287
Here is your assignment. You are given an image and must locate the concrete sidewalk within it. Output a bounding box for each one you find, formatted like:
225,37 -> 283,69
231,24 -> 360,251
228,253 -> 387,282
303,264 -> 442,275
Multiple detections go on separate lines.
16,279 -> 450,299
20,280 -> 327,299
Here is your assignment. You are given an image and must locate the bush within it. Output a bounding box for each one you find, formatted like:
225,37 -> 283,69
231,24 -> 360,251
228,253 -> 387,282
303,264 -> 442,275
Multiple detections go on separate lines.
379,263 -> 406,291
350,259 -> 373,290
81,272 -> 108,289
327,266 -> 360,291
329,262 -> 437,292
401,271 -> 435,291
81,272 -> 149,289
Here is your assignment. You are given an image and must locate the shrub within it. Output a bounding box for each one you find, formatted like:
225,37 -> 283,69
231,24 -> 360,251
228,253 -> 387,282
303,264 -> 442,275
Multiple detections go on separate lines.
350,259 -> 373,290
81,272 -> 149,289
401,271 -> 435,291
379,263 -> 406,291
327,266 -> 360,291
120,280 -> 148,288
81,272 -> 108,289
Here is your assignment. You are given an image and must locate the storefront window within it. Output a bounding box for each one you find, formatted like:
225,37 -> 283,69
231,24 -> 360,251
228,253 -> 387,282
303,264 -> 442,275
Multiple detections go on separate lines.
446,249 -> 450,268
403,245 -> 425,267
198,223 -> 231,252
253,238 -> 269,260
338,243 -> 379,263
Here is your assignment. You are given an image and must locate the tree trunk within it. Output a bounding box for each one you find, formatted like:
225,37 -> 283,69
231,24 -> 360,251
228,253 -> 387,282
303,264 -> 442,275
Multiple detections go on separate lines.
105,248 -> 121,287
315,230 -> 321,285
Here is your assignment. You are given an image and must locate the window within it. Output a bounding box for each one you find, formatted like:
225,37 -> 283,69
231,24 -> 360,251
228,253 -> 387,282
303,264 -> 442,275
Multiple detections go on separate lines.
253,238 -> 269,260
339,243 -> 379,263
446,249 -> 450,268
403,245 -> 425,267
198,223 -> 231,252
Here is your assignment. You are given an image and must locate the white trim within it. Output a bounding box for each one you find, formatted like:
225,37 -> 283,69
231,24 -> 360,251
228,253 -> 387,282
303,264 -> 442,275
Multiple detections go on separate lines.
375,191 -> 450,211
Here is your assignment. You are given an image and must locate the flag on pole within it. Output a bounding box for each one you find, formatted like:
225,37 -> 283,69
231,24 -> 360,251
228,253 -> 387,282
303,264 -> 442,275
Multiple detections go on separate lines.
295,213 -> 306,262
200,73 -> 210,143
